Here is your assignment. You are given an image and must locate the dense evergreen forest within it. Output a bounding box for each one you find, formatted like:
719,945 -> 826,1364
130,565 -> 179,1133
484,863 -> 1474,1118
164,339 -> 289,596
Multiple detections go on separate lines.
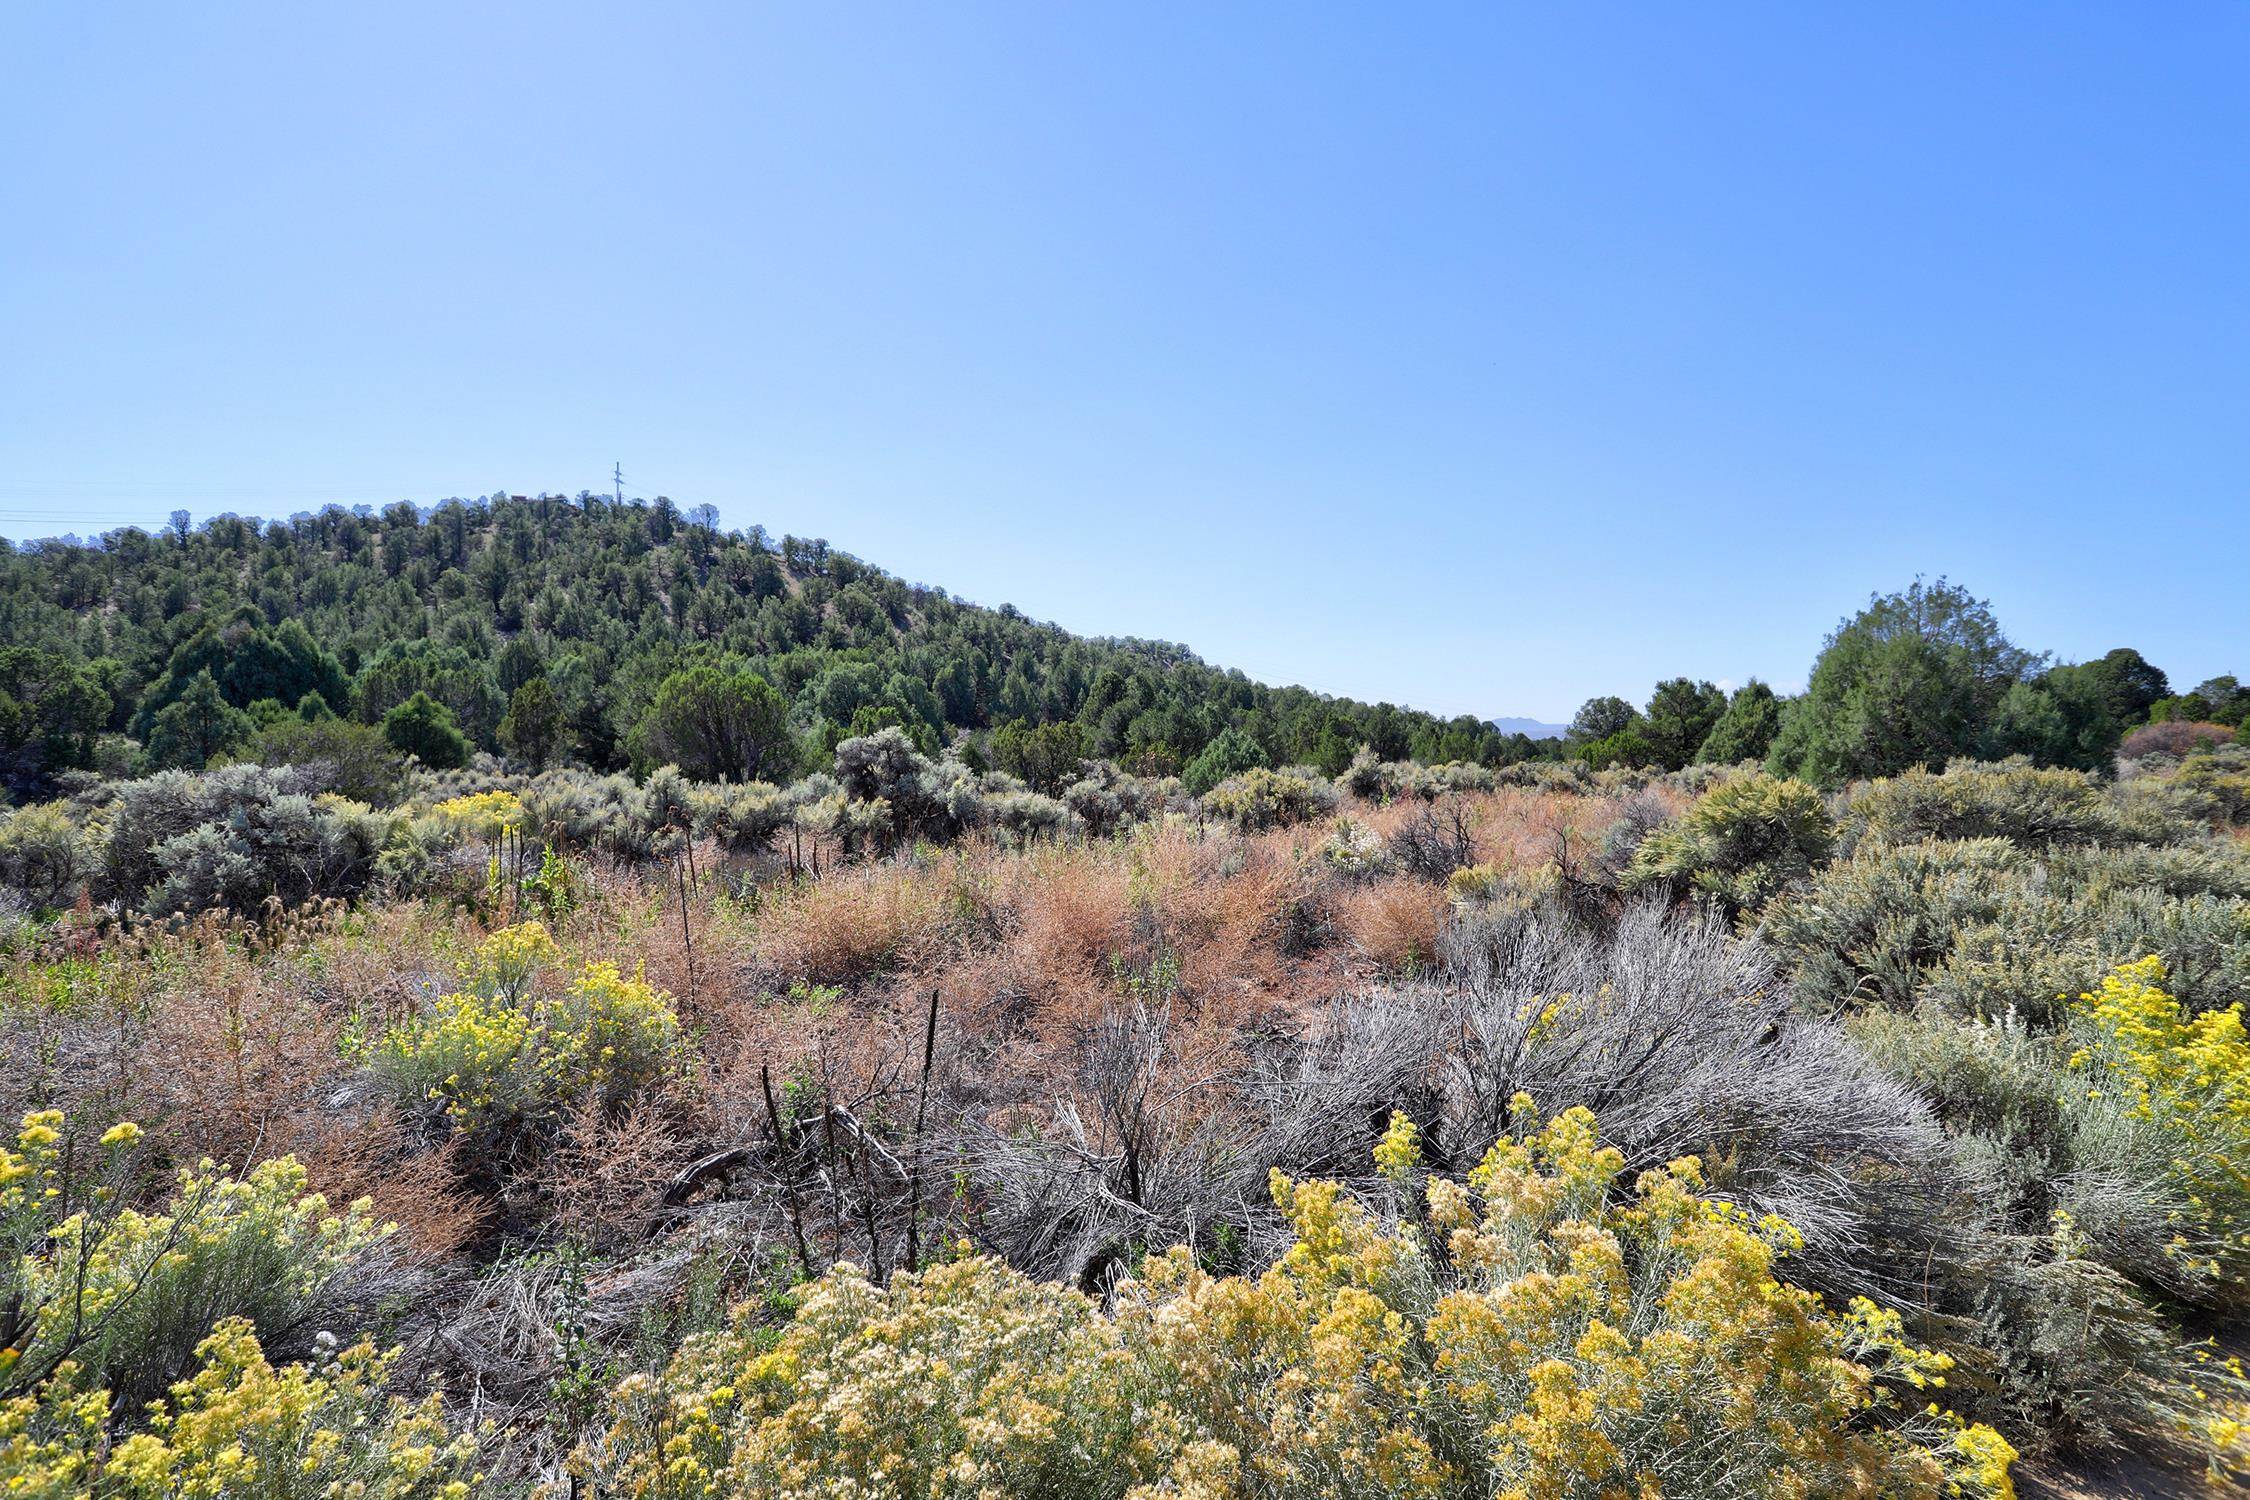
0,494 -> 1555,800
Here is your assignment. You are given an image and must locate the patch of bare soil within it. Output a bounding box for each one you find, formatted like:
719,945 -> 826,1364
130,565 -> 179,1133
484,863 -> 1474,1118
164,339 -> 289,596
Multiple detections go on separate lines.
2020,1450 -> 2241,1498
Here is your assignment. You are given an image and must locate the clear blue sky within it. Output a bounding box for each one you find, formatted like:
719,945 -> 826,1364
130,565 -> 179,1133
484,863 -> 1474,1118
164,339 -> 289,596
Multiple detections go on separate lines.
5,4 -> 2245,722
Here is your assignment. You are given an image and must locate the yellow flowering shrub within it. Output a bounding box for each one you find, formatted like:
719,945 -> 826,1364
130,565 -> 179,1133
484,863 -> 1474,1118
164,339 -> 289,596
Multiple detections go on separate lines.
0,1110 -> 454,1498
377,926 -> 684,1147
581,1100 -> 2016,1500
1373,1110 -> 1421,1181
430,790 -> 524,838
0,1319 -> 478,1498
551,961 -> 686,1112
464,919 -> 562,1002
586,1254 -> 1150,1500
5,1122 -> 385,1404
2064,955 -> 2250,1301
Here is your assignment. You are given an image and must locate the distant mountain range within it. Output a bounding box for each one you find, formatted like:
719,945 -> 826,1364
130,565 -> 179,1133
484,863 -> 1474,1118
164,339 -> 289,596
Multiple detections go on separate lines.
1491,717 -> 1568,740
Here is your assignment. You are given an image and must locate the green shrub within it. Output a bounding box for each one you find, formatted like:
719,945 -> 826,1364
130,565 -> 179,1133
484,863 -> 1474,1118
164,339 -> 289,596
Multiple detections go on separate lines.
0,1112 -> 387,1407
381,691 -> 471,771
986,786 -> 1075,843
0,803 -> 89,912
1339,744 -> 1398,800
1972,1228 -> 2250,1466
1181,728 -> 1267,797
1060,760 -> 1171,837
2172,756 -> 2250,827
1200,767 -> 1337,831
1767,838 -> 2027,1014
1848,1007 -> 2061,1149
1769,837 -> 2250,1021
1844,762 -> 2122,852
1624,772 -> 1833,913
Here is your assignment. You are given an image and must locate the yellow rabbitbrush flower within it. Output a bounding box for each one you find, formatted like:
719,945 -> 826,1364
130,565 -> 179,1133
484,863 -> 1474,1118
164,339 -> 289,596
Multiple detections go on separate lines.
2065,956 -> 2250,1300
579,1100 -> 2016,1500
1418,1106 -> 2010,1500
0,1110 -> 71,1214
1374,1111 -> 1421,1182
0,1108 -> 468,1498
376,941 -> 684,1147
18,1156 -> 386,1396
464,919 -> 562,1003
583,1254 -> 1149,1500
430,789 -> 524,838
1,1320 -> 478,1498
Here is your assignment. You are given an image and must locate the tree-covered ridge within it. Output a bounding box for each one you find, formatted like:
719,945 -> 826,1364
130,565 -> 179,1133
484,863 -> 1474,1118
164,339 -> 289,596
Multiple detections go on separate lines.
0,495 -> 1553,798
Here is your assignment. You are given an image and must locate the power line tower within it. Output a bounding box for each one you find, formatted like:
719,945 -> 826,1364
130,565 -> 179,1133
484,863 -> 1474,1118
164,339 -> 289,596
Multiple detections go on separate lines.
613,462 -> 625,506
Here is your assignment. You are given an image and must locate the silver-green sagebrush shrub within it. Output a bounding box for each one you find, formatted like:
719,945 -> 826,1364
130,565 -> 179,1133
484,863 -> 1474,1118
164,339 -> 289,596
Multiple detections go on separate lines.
1843,762 -> 2125,853
1200,767 -> 1338,832
1854,977 -> 2250,1469
1060,759 -> 1172,837
0,802 -> 90,912
1768,835 -> 2250,1021
61,765 -> 393,915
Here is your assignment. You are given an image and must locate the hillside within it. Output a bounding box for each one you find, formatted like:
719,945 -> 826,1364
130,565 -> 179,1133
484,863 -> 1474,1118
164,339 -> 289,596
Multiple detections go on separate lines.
0,495 -> 1558,798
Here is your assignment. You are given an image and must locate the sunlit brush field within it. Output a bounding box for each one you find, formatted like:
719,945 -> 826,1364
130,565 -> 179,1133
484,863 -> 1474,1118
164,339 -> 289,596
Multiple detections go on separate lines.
0,686 -> 2246,1494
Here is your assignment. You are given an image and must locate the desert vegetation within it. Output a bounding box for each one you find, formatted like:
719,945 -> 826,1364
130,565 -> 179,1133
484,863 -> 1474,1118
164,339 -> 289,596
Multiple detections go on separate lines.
0,501 -> 2244,1495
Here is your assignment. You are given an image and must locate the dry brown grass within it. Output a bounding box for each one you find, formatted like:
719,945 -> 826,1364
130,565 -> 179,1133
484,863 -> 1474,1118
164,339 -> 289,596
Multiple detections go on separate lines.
296,1110 -> 485,1263
1343,785 -> 1658,876
1331,876 -> 1449,975
751,861 -> 952,988
0,784 -> 1668,1286
311,902 -> 462,1031
1119,824 -> 1315,1012
545,1098 -> 696,1252
980,843 -> 1137,1008
133,951 -> 344,1169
